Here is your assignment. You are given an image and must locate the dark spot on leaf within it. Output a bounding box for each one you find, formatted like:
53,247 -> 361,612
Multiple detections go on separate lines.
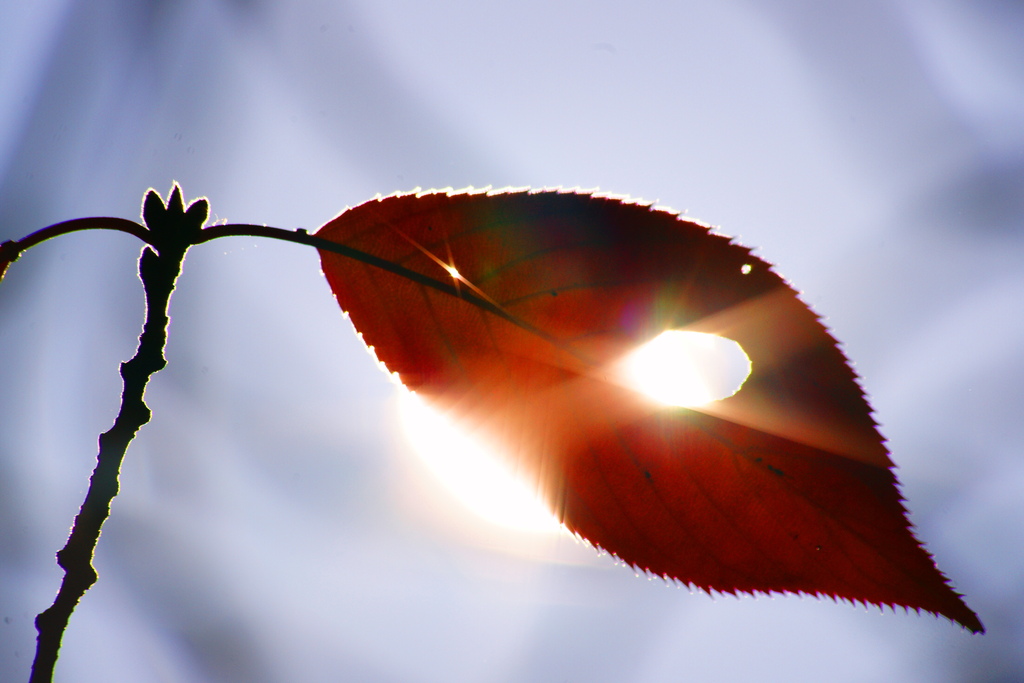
767,465 -> 784,477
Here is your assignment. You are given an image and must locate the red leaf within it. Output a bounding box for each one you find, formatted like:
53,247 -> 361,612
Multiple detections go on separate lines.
315,188 -> 982,632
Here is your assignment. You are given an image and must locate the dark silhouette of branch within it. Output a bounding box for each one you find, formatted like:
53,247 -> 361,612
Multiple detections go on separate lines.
12,188 -> 545,682
28,186 -> 207,683
1,217 -> 149,282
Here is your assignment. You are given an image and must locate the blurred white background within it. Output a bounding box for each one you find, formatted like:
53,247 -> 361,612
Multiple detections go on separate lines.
1,1 -> 1022,681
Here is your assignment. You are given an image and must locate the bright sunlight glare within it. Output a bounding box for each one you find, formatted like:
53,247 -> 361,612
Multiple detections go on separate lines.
622,330 -> 751,407
398,391 -> 563,534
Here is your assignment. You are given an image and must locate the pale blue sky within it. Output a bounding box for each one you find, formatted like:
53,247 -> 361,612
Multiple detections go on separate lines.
1,1 -> 1022,681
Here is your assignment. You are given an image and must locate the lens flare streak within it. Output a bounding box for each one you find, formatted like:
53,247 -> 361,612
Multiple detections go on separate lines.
399,391 -> 563,534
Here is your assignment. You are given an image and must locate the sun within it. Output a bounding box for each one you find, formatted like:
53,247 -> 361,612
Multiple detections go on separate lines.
398,391 -> 563,534
621,330 -> 751,407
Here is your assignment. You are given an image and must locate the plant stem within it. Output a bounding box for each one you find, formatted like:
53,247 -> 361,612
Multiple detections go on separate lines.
201,224 -> 569,354
28,215 -> 190,683
1,217 -> 149,282
17,190 -> 531,681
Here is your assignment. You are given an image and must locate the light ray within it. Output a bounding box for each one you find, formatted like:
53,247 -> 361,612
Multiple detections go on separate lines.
399,391 -> 563,534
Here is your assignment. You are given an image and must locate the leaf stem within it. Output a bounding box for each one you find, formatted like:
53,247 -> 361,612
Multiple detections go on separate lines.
202,224 -> 575,357
200,223 -> 480,297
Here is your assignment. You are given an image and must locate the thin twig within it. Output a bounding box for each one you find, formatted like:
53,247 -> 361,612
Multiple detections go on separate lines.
28,188 -> 200,683
29,243 -> 186,681
1,217 -> 149,282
